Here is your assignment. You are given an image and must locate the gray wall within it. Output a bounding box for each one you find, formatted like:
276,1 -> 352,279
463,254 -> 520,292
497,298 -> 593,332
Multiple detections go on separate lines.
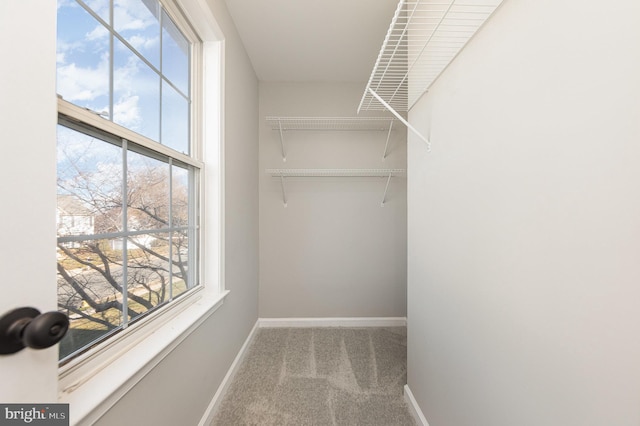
96,0 -> 259,424
407,0 -> 640,425
259,82 -> 407,318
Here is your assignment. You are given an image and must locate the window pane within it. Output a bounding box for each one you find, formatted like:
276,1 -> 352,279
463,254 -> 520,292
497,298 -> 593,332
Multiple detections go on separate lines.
126,233 -> 171,320
57,238 -> 125,360
114,37 -> 160,141
57,125 -> 123,235
172,165 -> 189,227
172,230 -> 189,297
161,81 -> 189,153
161,9 -> 189,95
56,0 -> 198,364
127,150 -> 170,230
114,0 -> 161,68
84,0 -> 110,23
56,1 -> 109,114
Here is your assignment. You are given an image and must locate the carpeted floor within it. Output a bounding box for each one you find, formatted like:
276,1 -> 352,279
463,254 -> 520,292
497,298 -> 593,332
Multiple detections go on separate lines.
211,327 -> 415,425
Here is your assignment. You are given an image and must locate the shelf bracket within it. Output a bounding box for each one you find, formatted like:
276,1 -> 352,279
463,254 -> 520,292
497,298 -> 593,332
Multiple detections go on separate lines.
381,172 -> 393,207
278,120 -> 287,162
368,88 -> 431,152
279,173 -> 288,207
382,120 -> 394,161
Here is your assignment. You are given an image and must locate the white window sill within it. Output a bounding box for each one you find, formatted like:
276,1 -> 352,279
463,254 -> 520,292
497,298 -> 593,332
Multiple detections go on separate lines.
58,288 -> 230,426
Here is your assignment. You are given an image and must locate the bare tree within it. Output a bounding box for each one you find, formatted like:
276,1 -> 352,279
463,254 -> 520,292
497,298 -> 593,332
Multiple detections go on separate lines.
57,158 -> 191,358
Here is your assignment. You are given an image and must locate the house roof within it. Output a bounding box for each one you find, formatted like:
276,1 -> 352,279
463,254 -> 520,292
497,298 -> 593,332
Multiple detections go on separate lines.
57,194 -> 93,216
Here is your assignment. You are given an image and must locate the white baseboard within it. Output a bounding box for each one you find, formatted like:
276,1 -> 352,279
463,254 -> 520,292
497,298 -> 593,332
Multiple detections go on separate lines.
404,385 -> 429,426
198,320 -> 260,426
258,317 -> 407,328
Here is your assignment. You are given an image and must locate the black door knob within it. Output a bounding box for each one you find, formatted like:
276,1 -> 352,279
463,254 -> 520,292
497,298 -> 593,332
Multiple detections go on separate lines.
0,307 -> 70,355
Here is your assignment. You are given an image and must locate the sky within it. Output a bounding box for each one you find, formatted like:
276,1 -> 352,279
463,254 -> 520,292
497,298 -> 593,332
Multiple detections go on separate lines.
55,1 -> 195,360
57,124 -> 190,233
56,0 -> 190,154
56,0 -> 193,237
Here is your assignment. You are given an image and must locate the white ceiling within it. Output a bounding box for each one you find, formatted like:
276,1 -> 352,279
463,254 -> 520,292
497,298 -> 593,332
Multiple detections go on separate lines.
224,0 -> 399,82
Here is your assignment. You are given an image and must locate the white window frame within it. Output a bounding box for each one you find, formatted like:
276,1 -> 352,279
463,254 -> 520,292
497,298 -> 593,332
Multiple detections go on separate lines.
56,1 -> 226,424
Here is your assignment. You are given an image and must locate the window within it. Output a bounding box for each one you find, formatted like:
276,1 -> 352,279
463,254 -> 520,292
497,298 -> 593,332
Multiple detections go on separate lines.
56,0 -> 201,363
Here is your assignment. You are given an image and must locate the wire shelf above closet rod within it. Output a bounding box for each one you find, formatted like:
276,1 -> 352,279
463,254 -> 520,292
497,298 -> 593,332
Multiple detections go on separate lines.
266,117 -> 400,161
266,169 -> 406,177
265,117 -> 397,131
266,169 -> 406,207
358,0 -> 504,114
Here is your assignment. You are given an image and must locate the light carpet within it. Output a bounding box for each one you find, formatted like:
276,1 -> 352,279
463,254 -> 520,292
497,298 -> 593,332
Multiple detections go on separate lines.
211,327 -> 415,425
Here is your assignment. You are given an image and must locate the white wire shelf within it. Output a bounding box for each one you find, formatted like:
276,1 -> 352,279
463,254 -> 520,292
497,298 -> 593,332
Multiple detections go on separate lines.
359,0 -> 504,113
266,117 -> 399,161
266,169 -> 406,207
266,169 -> 406,177
265,117 -> 396,131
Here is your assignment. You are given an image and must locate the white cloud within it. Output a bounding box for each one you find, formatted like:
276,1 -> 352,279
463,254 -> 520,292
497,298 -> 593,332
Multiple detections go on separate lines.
113,0 -> 157,32
113,54 -> 139,91
57,129 -> 93,167
86,25 -> 109,41
84,0 -> 110,19
128,34 -> 159,53
56,39 -> 84,64
57,128 -> 122,198
57,128 -> 115,161
57,52 -> 109,103
57,0 -> 77,10
113,95 -> 141,129
57,1 -> 164,137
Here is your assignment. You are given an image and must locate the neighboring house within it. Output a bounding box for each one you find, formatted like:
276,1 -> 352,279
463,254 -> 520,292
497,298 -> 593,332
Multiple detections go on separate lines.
110,235 -> 156,251
56,194 -> 95,240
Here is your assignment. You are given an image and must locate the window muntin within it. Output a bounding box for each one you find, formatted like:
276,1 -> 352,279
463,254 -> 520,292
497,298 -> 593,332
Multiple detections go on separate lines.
56,121 -> 198,362
56,2 -> 110,115
161,8 -> 189,94
56,0 -> 200,364
56,0 -> 192,155
114,0 -> 161,68
161,80 -> 189,153
113,37 -> 161,141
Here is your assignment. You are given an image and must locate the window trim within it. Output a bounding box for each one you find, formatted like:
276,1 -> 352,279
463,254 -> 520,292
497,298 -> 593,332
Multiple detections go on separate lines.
56,0 -> 225,422
59,288 -> 229,424
57,111 -> 201,363
57,100 -> 203,170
